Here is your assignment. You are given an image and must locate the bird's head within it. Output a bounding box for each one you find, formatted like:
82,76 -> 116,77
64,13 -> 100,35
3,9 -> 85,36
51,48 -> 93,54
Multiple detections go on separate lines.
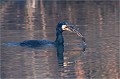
56,22 -> 85,42
56,22 -> 68,32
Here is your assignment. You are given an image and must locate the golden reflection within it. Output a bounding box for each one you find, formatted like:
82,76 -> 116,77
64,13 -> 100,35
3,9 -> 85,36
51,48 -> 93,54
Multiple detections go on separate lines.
40,0 -> 47,39
0,2 -> 9,16
75,60 -> 85,79
68,5 -> 72,22
25,0 -> 35,30
0,1 -> 13,30
98,5 -> 103,37
63,62 -> 73,67
32,0 -> 36,8
23,51 -> 36,79
52,1 -> 57,22
63,55 -> 85,79
31,51 -> 37,79
67,3 -> 76,23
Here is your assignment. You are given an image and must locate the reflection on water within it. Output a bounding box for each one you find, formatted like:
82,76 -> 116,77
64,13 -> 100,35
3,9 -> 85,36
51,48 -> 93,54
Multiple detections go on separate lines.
1,1 -> 119,79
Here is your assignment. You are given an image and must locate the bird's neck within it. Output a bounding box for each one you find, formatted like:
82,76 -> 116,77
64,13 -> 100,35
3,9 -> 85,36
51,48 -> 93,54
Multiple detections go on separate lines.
55,31 -> 64,45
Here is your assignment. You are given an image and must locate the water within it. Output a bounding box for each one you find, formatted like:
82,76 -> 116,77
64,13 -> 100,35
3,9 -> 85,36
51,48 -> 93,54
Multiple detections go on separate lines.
0,1 -> 119,79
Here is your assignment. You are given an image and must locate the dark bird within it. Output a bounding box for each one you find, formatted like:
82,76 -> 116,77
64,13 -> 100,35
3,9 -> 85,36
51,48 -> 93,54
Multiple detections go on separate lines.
4,22 -> 86,50
20,22 -> 85,47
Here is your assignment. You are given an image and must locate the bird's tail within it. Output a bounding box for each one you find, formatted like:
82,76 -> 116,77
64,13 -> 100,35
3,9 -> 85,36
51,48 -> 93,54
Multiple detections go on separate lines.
2,42 -> 20,46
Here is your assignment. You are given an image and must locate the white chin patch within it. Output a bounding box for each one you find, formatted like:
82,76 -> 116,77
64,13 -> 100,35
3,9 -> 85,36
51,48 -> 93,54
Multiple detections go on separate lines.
62,25 -> 67,30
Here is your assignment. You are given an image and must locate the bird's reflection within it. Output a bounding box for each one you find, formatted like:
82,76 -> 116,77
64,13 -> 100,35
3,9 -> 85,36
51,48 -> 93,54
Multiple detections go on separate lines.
56,44 -> 64,66
55,42 -> 86,67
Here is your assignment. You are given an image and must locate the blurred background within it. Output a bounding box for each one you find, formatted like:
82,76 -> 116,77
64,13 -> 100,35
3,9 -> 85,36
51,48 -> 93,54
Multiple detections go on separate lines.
0,0 -> 119,79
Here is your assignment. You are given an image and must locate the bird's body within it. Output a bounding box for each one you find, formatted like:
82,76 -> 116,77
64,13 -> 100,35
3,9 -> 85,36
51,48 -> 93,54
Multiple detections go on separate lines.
19,22 -> 66,47
20,40 -> 54,48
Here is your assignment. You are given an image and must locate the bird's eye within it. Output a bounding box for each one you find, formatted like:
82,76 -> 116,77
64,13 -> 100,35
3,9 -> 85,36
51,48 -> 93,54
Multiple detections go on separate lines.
62,25 -> 69,30
65,26 -> 68,28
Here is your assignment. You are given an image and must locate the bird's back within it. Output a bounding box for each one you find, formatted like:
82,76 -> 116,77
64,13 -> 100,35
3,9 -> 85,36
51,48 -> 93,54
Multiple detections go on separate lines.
20,40 -> 54,48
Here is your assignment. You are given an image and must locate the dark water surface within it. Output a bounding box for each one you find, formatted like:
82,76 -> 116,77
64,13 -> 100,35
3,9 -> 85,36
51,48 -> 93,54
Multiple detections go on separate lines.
0,1 -> 119,79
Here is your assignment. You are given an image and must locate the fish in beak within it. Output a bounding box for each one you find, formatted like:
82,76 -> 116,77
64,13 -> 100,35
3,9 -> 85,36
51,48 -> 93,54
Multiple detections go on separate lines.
62,25 -> 85,42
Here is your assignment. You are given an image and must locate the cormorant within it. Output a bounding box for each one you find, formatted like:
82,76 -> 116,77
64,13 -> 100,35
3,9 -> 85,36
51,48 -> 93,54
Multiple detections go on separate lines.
4,22 -> 86,49
20,22 -> 85,48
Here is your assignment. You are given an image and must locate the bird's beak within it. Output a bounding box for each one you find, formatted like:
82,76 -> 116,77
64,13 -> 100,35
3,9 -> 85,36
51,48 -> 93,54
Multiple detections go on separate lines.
67,25 -> 85,42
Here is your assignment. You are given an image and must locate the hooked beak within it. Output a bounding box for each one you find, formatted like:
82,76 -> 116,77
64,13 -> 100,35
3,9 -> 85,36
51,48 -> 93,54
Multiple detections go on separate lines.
66,25 -> 85,42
